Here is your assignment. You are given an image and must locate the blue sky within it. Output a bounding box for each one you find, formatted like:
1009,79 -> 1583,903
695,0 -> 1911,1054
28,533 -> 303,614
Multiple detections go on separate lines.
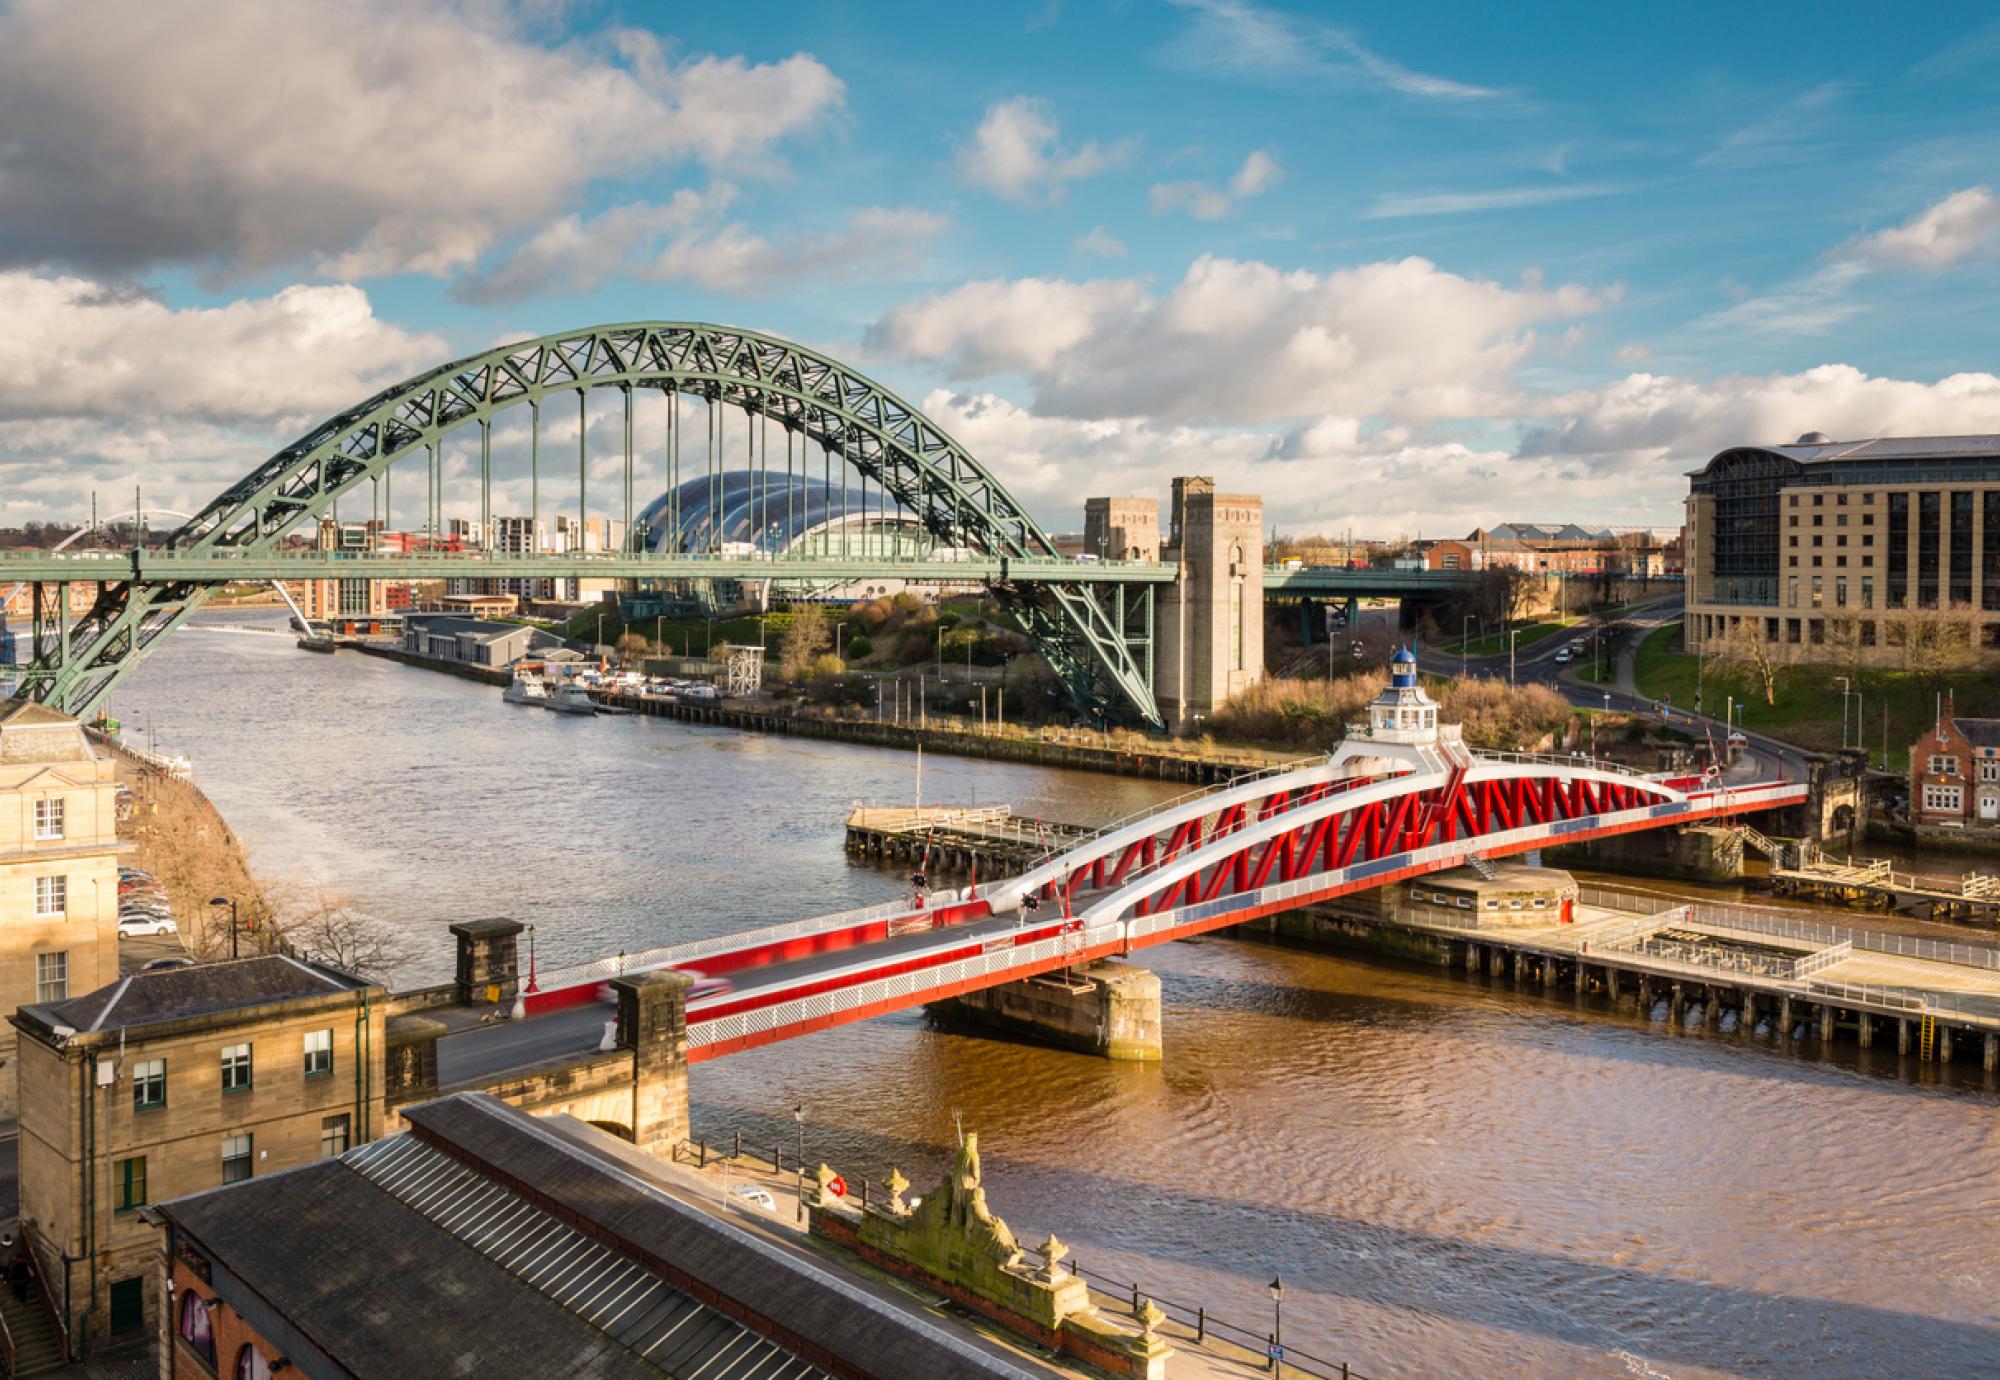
5,0 -> 2000,535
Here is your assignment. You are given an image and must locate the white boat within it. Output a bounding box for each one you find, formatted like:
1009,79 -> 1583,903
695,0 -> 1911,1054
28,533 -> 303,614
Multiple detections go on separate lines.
503,676 -> 550,706
544,682 -> 598,715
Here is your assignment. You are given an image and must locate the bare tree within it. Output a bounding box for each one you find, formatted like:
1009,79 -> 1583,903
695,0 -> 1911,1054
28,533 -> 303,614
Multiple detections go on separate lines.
1710,617 -> 1783,707
1901,601 -> 1976,699
777,602 -> 832,682
265,884 -> 418,979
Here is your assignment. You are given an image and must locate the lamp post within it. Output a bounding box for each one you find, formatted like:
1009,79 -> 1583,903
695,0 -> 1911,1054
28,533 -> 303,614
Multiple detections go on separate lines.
525,923 -> 539,994
207,895 -> 239,960
792,1104 -> 806,1223
1267,1276 -> 1284,1374
1461,615 -> 1475,679
1836,675 -> 1851,748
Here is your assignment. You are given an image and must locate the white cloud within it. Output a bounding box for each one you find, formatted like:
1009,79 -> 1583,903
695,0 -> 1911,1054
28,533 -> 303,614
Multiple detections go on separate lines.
450,190 -> 734,305
645,207 -> 949,296
956,97 -> 1131,204
0,269 -> 451,522
1159,0 -> 1507,103
870,254 -> 1612,425
1845,186 -> 2000,271
0,271 -> 445,425
1698,82 -> 1847,169
0,0 -> 844,279
1522,365 -> 2000,476
1075,227 -> 1129,258
1150,151 -> 1285,221
1364,182 -> 1624,219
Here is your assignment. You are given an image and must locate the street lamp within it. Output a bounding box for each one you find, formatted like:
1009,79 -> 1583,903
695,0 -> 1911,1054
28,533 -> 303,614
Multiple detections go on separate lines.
525,923 -> 540,994
1836,675 -> 1851,748
1268,1276 -> 1284,1374
207,895 -> 239,960
792,1104 -> 806,1223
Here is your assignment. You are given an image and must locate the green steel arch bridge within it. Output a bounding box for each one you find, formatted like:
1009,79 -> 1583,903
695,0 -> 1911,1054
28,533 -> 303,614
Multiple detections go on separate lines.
4,322 -> 1469,723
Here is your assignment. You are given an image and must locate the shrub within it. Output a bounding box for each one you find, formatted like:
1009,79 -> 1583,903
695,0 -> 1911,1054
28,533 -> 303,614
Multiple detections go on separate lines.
844,633 -> 874,659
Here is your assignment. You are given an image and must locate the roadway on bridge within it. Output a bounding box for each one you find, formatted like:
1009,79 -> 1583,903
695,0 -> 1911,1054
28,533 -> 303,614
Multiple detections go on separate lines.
434,902 -> 1067,1083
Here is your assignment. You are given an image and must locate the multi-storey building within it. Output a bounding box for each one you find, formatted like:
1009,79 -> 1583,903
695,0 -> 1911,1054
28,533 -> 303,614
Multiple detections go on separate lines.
1687,434 -> 2000,663
0,703 -> 125,1117
11,956 -> 386,1346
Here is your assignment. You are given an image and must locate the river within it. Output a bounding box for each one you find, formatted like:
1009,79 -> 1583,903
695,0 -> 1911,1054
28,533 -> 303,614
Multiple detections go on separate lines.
111,615 -> 2000,1379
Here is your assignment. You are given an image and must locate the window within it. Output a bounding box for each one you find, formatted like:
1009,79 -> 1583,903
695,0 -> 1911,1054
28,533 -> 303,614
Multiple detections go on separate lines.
304,1029 -> 333,1078
133,1058 -> 166,1111
115,1156 -> 146,1212
1837,513 -> 1848,527
221,1134 -> 252,1184
178,1293 -> 216,1366
1835,577 -> 1848,607
1981,761 -> 2000,783
1811,576 -> 1823,608
1863,512 -> 1874,525
34,951 -> 67,1004
33,875 -> 66,918
1929,754 -> 1960,777
1838,493 -> 1848,505
33,798 -> 64,841
237,1344 -> 275,1380
321,1113 -> 351,1158
1813,493 -> 1824,506
1924,785 -> 1965,813
1812,515 -> 1824,527
221,1043 -> 252,1094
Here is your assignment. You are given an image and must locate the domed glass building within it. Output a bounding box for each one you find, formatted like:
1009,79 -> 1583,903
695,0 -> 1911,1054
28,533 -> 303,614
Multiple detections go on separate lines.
635,472 -> 938,559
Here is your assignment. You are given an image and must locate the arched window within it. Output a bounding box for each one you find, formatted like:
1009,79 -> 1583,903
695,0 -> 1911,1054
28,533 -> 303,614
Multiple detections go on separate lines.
178,1293 -> 216,1365
237,1343 -> 274,1380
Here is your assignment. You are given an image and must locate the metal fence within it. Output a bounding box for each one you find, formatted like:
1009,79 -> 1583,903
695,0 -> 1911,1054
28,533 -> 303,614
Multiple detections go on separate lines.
1577,888 -> 2000,974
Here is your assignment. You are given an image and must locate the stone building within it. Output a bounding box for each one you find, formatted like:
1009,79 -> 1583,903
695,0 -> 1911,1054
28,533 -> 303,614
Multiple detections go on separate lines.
11,956 -> 386,1348
1082,497 -> 1161,562
1909,694 -> 2000,826
0,702 -> 126,1116
1153,477 -> 1263,729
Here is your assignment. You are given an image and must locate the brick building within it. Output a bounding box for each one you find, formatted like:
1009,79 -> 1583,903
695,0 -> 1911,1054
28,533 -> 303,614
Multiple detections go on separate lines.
1909,694 -> 2000,826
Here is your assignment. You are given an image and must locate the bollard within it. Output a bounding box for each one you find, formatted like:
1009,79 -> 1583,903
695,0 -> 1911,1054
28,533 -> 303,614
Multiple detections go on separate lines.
861,1178 -> 870,1211
698,1138 -> 707,1169
1196,1307 -> 1205,1343
734,1129 -> 742,1161
1131,1283 -> 1140,1316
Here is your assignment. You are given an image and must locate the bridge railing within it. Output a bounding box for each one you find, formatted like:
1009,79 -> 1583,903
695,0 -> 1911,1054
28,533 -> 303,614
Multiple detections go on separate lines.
686,920 -> 1124,1051
1577,887 -> 2000,973
1804,978 -> 2000,1023
531,886 -> 977,995
1792,941 -> 1854,979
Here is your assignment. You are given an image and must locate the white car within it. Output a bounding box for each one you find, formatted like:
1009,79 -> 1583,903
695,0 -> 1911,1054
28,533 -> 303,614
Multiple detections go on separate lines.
1553,648 -> 1574,664
118,914 -> 178,938
727,1184 -> 777,1212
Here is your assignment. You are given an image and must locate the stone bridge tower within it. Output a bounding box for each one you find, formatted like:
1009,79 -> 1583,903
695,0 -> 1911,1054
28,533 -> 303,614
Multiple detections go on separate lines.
1152,477 -> 1264,731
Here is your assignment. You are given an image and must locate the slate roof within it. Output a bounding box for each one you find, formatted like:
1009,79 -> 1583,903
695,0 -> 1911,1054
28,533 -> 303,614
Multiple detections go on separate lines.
157,1093 -> 1055,1380
21,955 -> 371,1034
1949,716 -> 2000,749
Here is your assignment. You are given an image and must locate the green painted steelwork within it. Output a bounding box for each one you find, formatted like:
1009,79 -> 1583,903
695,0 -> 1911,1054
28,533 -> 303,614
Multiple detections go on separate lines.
16,323 -> 1164,722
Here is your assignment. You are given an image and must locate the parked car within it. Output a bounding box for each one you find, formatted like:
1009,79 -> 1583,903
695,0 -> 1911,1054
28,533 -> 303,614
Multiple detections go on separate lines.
727,1184 -> 777,1212
142,957 -> 194,971
1553,648 -> 1574,664
118,914 -> 178,938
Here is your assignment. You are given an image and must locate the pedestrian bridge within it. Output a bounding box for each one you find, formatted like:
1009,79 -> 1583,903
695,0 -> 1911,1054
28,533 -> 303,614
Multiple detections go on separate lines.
512,748 -> 1805,1063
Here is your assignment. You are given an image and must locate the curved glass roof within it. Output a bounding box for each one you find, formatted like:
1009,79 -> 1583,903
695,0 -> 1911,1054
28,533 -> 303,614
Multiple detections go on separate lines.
637,472 -> 924,555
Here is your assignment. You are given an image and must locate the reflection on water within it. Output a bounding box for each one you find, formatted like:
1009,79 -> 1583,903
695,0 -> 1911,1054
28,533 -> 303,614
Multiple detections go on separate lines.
116,618 -> 2000,1378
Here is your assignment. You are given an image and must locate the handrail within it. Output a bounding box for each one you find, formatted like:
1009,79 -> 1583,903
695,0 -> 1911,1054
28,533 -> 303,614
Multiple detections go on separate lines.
1575,888 -> 2000,973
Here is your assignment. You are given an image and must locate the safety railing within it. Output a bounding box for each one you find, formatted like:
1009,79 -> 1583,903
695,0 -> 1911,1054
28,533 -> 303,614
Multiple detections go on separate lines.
1792,941 -> 1854,979
1805,978 -> 2000,1022
1589,906 -> 1690,950
532,885 -> 977,995
1577,889 -> 2000,974
686,921 -> 1121,1049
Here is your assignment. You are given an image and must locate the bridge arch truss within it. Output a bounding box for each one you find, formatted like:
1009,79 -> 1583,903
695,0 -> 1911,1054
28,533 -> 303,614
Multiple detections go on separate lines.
18,324 -> 1159,723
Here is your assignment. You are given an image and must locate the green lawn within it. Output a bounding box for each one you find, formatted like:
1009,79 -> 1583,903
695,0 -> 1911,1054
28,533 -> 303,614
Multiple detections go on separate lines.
1625,622 -> 1970,771
1440,619 -> 1577,658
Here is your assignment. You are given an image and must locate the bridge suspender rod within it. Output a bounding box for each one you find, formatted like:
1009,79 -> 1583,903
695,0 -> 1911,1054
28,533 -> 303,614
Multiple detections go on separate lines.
480,419 -> 491,549
759,407 -> 768,551
530,398 -> 540,546
623,385 -> 633,544
745,400 -> 755,551
668,388 -> 678,548
578,387 -> 587,553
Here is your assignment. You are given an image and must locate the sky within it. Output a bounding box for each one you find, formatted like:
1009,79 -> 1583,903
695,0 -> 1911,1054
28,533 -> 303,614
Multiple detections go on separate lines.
5,0 -> 2000,539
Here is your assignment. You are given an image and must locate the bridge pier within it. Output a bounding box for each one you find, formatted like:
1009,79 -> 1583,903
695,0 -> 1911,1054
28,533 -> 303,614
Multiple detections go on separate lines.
1857,1012 -> 1874,1049
615,971 -> 692,1154
928,962 -> 1162,1061
1779,996 -> 1793,1037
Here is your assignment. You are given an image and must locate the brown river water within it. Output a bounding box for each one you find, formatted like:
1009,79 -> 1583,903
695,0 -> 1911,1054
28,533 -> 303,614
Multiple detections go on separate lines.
111,617 -> 2000,1378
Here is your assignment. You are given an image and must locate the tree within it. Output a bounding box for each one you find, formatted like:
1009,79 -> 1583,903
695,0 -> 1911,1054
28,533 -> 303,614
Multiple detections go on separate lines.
1901,601 -> 1976,700
778,602 -> 832,681
266,885 -> 417,979
1710,617 -> 1783,707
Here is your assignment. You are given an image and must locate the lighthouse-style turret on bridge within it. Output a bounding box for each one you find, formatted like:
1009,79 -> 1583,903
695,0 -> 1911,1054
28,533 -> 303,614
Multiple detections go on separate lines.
1332,646 -> 1472,779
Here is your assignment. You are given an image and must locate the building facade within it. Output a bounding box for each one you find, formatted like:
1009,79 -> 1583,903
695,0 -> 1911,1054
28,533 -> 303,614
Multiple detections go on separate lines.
1686,434 -> 2000,663
0,703 -> 125,1117
11,956 -> 385,1348
1909,695 -> 2000,826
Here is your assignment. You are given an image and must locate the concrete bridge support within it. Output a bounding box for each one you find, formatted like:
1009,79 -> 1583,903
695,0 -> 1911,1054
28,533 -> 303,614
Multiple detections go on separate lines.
615,970 -> 692,1154
928,962 -> 1162,1061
